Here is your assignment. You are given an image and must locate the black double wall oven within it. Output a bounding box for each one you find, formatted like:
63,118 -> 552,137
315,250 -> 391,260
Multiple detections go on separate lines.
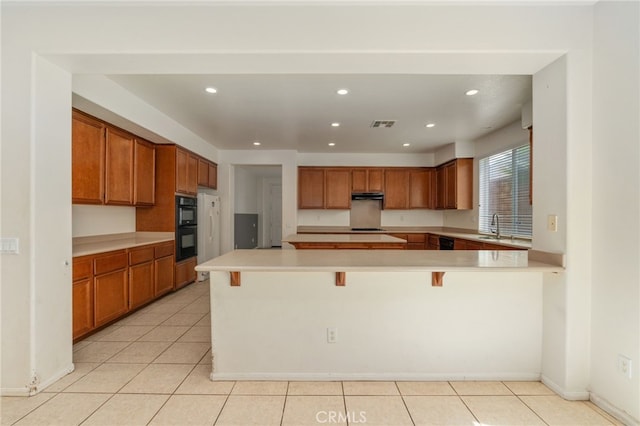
176,196 -> 197,261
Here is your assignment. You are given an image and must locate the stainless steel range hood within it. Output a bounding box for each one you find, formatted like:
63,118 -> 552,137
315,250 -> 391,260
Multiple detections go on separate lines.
351,192 -> 384,201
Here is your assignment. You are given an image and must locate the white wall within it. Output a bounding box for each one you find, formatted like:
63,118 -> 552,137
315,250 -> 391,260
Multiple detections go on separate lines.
0,1 -> 612,412
234,167 -> 259,214
72,205 -> 136,237
211,270 -> 543,380
590,1 -> 640,422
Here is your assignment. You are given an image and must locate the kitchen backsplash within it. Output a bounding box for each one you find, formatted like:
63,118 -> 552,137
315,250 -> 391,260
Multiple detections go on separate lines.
72,204 -> 136,237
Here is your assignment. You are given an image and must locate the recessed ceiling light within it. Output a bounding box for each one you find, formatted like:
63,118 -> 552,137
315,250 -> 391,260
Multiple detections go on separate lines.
336,89 -> 349,95
205,87 -> 218,94
465,89 -> 479,96
328,142 -> 336,146
253,141 -> 261,146
425,123 -> 436,128
331,122 -> 340,127
403,143 -> 411,147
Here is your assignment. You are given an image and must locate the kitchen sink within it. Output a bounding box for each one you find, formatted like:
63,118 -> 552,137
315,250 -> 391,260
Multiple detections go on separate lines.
478,236 -> 500,240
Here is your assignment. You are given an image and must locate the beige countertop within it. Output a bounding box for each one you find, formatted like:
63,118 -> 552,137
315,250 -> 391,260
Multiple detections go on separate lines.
73,232 -> 174,257
296,226 -> 532,250
196,249 -> 563,273
283,233 -> 406,244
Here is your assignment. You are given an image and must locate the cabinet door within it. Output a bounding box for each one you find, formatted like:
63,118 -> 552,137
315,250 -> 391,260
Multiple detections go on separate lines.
175,257 -> 197,290
94,269 -> 128,327
384,169 -> 410,209
445,162 -> 457,209
129,261 -> 154,309
436,166 -> 446,209
197,158 -> 209,187
325,169 -> 351,209
208,163 -> 217,189
133,139 -> 156,206
155,255 -> 175,296
428,168 -> 437,209
105,127 -> 134,205
298,168 -> 325,209
176,148 -> 189,194
409,169 -> 431,209
187,154 -> 198,195
367,169 -> 384,192
73,278 -> 94,340
72,111 -> 105,204
351,169 -> 367,192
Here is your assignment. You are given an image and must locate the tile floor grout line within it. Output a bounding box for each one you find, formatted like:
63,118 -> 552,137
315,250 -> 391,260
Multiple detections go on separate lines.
212,381 -> 236,426
279,381 -> 290,426
515,394 -> 552,426
396,381 -> 417,426
341,381 -> 348,426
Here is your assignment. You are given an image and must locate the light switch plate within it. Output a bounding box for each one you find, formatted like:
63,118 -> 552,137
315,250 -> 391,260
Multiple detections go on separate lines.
547,215 -> 558,232
1,238 -> 19,254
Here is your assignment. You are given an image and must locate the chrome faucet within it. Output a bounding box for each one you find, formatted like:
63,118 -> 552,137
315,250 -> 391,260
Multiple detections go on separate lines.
491,213 -> 501,239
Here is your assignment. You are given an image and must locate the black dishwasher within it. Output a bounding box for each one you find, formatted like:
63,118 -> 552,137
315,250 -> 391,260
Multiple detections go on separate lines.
439,236 -> 455,250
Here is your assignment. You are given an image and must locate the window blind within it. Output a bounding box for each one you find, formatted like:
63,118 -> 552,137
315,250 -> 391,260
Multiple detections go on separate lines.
478,144 -> 532,238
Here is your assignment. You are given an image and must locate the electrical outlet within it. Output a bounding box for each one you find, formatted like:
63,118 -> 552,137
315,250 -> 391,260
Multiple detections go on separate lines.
547,214 -> 558,232
618,354 -> 633,379
327,327 -> 337,343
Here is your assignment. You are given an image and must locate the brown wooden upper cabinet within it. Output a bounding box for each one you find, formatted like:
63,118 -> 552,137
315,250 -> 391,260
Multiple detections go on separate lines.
383,169 -> 410,209
437,158 -> 473,210
298,167 -> 351,209
72,109 -> 156,207
133,139 -> 156,206
197,157 -> 218,190
298,167 -> 325,209
72,111 -> 105,204
104,127 -> 134,205
409,168 -> 434,209
325,168 -> 351,209
175,147 -> 198,196
351,168 -> 384,193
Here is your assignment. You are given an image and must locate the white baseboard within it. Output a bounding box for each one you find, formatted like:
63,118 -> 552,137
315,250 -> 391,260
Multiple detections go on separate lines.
1,364 -> 75,397
541,375 -> 590,400
590,392 -> 640,426
210,372 -> 542,382
35,364 -> 75,394
1,387 -> 31,396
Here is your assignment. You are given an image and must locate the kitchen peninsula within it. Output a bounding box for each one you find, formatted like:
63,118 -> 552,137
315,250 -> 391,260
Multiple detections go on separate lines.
196,249 -> 562,381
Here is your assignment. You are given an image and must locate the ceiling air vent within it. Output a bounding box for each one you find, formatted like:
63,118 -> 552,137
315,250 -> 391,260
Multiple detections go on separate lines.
370,120 -> 396,128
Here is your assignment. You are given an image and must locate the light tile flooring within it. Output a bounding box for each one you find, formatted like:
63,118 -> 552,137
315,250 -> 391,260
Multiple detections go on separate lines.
1,280 -> 624,426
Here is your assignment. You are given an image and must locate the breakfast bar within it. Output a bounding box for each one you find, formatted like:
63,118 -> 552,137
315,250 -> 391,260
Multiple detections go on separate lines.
196,249 -> 563,381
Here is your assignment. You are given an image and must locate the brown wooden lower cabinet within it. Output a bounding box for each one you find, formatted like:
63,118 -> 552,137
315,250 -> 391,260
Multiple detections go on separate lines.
175,257 -> 197,289
290,242 -> 406,249
426,234 -> 440,250
72,277 -> 94,339
155,255 -> 175,296
94,267 -> 128,327
72,241 -> 179,342
129,261 -> 154,310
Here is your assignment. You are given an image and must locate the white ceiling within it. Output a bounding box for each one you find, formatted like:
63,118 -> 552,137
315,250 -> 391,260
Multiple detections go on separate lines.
107,73 -> 531,154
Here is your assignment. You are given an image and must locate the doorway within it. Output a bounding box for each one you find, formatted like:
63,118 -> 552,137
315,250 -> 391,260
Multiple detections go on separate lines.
233,165 -> 283,249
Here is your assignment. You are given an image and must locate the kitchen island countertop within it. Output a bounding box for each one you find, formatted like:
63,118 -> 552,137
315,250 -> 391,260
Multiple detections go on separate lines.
196,248 -> 563,273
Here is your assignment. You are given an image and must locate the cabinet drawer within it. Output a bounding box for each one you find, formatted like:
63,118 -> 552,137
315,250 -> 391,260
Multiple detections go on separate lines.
129,246 -> 154,265
94,251 -> 127,275
154,242 -> 174,258
407,233 -> 426,243
73,257 -> 93,281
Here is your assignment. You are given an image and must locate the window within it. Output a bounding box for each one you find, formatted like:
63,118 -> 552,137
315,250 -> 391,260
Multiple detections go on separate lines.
478,144 -> 532,238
